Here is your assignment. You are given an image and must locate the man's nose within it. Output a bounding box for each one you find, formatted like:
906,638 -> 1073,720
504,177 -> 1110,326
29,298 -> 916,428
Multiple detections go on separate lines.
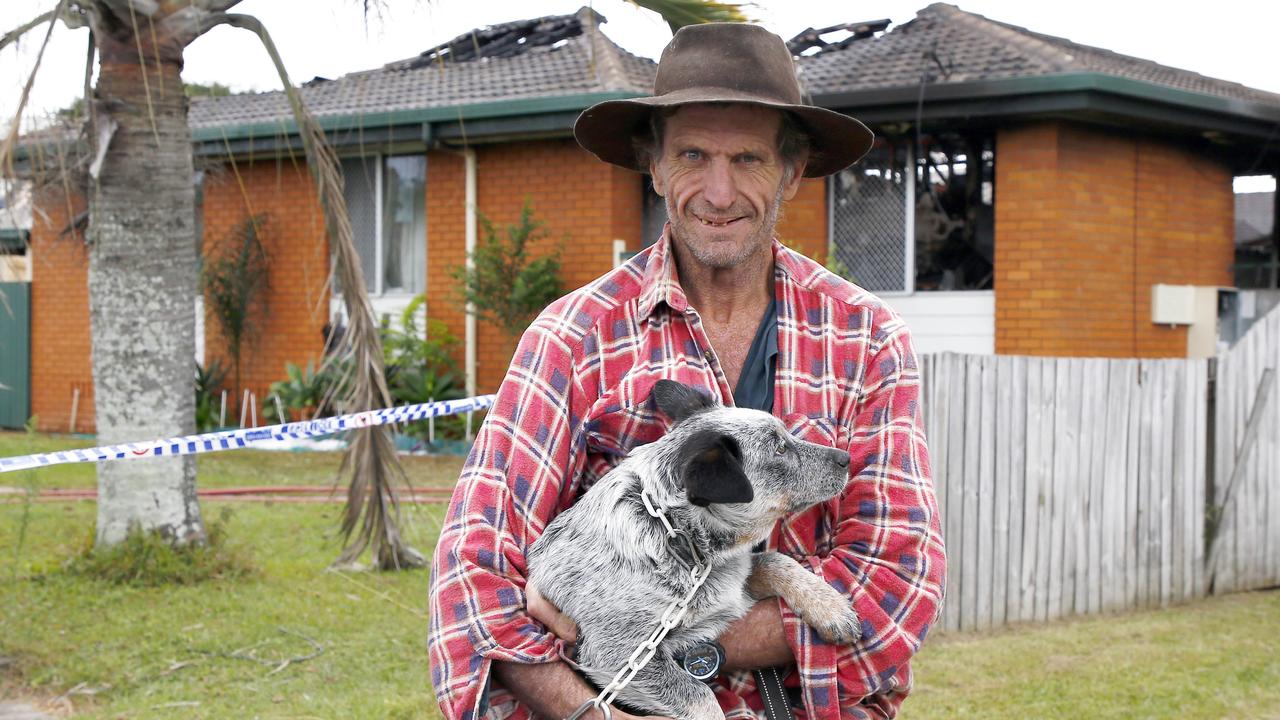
701,159 -> 736,209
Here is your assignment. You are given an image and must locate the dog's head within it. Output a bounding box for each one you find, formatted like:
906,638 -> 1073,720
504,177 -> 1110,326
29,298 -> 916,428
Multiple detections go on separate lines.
648,380 -> 851,546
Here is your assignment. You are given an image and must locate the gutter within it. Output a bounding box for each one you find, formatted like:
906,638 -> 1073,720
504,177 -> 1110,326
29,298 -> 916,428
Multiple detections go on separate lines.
812,72 -> 1280,137
190,91 -> 640,145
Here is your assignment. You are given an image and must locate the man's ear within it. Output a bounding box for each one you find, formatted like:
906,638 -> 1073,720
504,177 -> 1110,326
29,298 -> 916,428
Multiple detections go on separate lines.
650,156 -> 667,197
781,153 -> 809,202
652,380 -> 715,424
682,432 -> 753,507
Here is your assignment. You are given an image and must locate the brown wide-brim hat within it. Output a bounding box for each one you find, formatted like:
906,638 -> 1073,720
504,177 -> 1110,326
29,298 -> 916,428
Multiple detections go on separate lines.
574,22 -> 874,178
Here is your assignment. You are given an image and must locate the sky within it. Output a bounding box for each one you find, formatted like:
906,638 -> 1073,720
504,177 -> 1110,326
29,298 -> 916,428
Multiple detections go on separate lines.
2,0 -> 1277,191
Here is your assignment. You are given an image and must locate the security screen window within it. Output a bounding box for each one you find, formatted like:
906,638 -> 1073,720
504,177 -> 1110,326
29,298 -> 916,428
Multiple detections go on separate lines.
829,130 -> 995,293
340,155 -> 427,296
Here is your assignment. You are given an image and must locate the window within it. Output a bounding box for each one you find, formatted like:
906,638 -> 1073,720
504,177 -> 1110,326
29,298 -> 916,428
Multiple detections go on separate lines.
341,155 -> 427,296
829,131 -> 995,293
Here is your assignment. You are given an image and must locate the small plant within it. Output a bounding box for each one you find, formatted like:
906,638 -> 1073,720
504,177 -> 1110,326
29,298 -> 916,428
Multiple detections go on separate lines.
452,200 -> 564,342
202,214 -> 271,402
65,509 -> 253,586
265,361 -> 334,423
379,296 -> 466,440
195,359 -> 227,431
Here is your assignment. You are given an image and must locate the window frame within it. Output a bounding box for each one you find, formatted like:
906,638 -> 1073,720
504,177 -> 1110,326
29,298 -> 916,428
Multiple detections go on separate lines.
341,152 -> 427,298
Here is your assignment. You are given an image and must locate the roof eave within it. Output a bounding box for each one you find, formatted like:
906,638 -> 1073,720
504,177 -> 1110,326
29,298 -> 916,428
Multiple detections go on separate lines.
813,72 -> 1280,138
191,90 -> 641,157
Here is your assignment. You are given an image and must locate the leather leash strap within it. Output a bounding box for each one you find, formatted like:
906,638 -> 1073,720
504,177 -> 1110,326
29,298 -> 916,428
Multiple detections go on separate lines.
752,666 -> 796,720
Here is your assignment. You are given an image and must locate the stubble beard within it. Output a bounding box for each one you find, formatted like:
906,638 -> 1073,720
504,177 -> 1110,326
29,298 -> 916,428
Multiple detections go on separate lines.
667,181 -> 786,270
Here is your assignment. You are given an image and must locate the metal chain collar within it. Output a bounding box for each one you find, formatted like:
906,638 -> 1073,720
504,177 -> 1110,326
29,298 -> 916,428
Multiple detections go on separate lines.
564,488 -> 712,720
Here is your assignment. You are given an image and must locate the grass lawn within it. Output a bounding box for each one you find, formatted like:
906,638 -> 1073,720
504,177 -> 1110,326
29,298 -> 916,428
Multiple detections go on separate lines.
2,432 -> 1278,718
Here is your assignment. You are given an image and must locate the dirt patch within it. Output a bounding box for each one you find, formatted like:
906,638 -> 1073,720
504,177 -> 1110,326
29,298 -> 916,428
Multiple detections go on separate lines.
0,658 -> 73,718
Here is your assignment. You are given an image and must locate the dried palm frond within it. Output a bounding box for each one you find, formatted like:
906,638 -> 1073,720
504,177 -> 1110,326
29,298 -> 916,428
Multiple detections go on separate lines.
0,2 -> 66,178
208,12 -> 423,570
626,0 -> 752,33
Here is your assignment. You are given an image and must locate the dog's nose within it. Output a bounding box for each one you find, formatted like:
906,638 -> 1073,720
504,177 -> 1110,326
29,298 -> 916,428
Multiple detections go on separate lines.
832,449 -> 850,468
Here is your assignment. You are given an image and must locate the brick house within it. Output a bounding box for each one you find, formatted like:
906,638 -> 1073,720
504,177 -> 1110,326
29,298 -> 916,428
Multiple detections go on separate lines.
20,4 -> 1280,432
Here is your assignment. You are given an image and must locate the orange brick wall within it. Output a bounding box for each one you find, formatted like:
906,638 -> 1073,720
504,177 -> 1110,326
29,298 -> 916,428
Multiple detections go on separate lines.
200,160 -> 330,410
777,177 -> 828,262
995,121 -> 1233,357
426,140 -> 644,393
29,187 -> 93,433
424,149 -> 468,381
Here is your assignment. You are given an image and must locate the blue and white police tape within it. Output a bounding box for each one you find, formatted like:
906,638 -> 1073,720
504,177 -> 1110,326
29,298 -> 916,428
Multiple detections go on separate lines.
0,395 -> 496,474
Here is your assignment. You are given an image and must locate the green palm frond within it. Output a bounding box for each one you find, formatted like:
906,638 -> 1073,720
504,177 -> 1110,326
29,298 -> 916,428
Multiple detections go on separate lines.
627,0 -> 753,32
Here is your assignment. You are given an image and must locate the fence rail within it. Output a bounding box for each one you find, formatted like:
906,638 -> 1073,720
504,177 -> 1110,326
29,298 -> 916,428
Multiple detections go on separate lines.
920,305 -> 1279,633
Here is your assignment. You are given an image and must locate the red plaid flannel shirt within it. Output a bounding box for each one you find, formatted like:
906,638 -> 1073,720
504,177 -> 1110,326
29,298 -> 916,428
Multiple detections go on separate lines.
429,231 -> 945,719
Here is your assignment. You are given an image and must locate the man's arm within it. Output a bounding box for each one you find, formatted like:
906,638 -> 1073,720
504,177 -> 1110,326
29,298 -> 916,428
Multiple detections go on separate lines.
493,660 -> 673,720
428,315 -> 592,719
720,599 -> 791,671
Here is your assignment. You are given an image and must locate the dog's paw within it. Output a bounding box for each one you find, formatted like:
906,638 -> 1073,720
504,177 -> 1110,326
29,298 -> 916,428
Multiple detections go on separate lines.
807,604 -> 862,645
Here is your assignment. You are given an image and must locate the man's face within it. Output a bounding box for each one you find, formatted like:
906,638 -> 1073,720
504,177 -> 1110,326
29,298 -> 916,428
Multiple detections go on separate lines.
650,104 -> 806,270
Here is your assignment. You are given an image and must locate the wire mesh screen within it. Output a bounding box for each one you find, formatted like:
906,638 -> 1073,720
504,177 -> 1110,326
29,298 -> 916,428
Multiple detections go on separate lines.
341,157 -> 380,294
829,143 -> 908,293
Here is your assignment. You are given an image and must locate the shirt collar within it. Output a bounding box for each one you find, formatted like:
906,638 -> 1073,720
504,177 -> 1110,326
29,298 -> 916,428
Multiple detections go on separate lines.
637,225 -> 793,320
637,225 -> 688,318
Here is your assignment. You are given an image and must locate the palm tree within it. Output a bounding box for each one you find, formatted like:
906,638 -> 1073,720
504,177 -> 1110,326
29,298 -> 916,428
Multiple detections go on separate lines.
0,1 -> 400,554
1,0 -> 747,562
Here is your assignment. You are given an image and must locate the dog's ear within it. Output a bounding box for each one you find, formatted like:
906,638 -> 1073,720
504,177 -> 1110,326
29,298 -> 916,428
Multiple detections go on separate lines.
682,431 -> 753,507
652,380 -> 715,425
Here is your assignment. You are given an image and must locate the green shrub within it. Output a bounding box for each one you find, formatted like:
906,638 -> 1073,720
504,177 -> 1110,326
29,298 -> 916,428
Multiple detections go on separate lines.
265,360 -> 336,423
381,297 -> 467,441
201,214 -> 271,399
451,200 -> 564,342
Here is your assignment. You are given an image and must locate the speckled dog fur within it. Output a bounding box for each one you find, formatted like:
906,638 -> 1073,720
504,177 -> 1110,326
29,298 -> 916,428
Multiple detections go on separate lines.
527,380 -> 860,719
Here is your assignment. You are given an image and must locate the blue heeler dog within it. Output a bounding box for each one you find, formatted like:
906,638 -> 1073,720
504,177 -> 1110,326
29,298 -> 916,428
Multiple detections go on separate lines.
527,380 -> 860,719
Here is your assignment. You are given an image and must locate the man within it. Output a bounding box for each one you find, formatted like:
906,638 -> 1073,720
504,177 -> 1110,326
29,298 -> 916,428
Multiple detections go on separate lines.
429,22 -> 945,720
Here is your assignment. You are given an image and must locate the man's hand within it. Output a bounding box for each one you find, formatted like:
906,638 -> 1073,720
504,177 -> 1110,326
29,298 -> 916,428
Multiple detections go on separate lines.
518,586 -> 674,719
528,582 -> 580,643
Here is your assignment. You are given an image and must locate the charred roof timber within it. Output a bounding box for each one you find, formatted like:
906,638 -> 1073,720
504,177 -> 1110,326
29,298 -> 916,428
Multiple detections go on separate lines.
788,19 -> 892,56
387,9 -> 605,70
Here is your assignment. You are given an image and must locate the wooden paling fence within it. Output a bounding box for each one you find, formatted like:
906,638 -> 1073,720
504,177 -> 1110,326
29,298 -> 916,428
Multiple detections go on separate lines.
1211,304 -> 1280,595
919,305 -> 1279,633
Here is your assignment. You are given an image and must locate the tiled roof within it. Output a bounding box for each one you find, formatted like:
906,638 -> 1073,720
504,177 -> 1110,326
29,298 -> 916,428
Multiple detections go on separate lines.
798,3 -> 1280,110
188,7 -> 655,131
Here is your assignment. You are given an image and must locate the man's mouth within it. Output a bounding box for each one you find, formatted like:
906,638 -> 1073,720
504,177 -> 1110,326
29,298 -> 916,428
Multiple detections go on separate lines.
696,215 -> 743,227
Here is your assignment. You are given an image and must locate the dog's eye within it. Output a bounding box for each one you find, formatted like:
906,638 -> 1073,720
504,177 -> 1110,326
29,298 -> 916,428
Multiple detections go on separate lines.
775,442 -> 787,456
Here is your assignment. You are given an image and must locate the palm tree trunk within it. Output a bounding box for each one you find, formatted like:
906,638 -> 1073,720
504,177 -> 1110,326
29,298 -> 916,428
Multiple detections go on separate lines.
88,29 -> 203,546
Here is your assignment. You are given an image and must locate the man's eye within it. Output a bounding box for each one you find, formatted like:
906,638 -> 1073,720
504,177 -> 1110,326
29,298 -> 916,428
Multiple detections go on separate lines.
739,154 -> 760,163
683,150 -> 702,161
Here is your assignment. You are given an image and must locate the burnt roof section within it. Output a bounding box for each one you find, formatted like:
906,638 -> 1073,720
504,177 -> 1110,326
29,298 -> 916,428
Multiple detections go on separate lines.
389,9 -> 604,67
798,3 -> 1280,110
188,7 -> 655,133
787,20 -> 891,57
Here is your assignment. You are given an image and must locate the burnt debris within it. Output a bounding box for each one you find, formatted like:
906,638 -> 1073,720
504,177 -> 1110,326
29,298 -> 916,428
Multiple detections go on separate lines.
788,19 -> 891,56
386,9 -> 604,71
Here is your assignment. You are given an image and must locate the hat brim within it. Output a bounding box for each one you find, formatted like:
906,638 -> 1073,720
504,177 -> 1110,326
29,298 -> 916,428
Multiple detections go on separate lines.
573,88 -> 874,178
